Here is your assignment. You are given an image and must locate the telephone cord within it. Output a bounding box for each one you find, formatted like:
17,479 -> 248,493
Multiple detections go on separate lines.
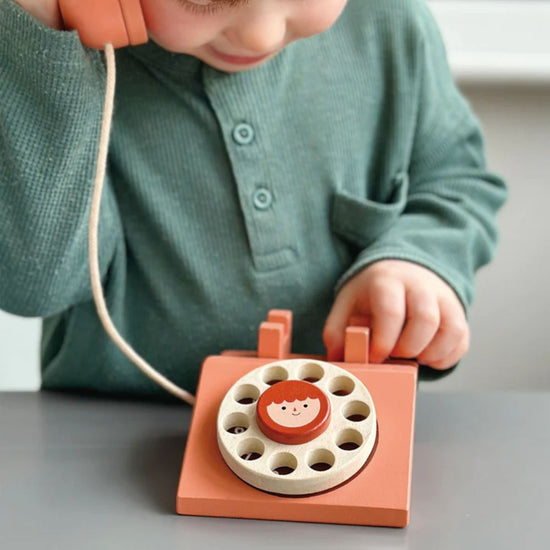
88,43 -> 196,406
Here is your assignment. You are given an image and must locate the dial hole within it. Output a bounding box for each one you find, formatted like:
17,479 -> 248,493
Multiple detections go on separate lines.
298,362 -> 325,383
342,400 -> 370,422
274,466 -> 294,475
336,428 -> 363,451
223,412 -> 250,435
262,366 -> 288,386
339,442 -> 359,451
237,438 -> 264,461
227,427 -> 247,435
307,449 -> 335,472
241,452 -> 262,461
310,463 -> 331,472
269,452 -> 297,476
328,375 -> 355,397
234,384 -> 260,405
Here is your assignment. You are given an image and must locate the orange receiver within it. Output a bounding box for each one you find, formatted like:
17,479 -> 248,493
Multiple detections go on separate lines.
58,0 -> 148,49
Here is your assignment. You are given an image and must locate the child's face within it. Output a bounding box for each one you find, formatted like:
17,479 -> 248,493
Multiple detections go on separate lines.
141,0 -> 348,72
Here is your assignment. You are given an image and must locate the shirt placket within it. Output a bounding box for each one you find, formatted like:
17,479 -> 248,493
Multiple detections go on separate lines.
202,67 -> 298,272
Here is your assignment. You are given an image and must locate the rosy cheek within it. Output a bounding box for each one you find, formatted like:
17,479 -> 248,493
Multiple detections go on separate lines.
305,402 -> 319,418
141,1 -> 205,47
266,404 -> 284,425
141,0 -> 165,32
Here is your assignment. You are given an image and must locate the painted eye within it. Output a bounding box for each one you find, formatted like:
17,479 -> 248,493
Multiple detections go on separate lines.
282,406 -> 286,410
303,404 -> 308,408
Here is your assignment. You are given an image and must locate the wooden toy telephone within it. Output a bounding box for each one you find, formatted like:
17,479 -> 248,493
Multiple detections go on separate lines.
177,311 -> 419,528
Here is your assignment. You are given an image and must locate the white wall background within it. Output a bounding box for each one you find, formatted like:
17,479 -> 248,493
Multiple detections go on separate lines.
1,1 -> 549,392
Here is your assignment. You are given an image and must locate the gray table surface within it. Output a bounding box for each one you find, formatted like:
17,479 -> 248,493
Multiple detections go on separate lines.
1,390 -> 548,549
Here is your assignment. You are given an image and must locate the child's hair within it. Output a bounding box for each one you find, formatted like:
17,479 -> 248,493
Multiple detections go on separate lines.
262,380 -> 326,406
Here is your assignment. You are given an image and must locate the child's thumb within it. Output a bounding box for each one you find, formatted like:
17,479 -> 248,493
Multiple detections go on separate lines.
322,290 -> 356,362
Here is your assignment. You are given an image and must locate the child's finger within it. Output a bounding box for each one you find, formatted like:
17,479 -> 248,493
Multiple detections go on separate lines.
428,330 -> 470,370
369,280 -> 406,363
322,286 -> 357,362
391,287 -> 440,359
416,297 -> 468,368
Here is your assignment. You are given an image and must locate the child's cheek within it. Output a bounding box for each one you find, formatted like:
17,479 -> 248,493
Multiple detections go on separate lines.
140,0 -> 215,52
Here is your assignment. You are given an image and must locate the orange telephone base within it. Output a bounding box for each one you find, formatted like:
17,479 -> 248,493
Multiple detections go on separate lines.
176,311 -> 418,527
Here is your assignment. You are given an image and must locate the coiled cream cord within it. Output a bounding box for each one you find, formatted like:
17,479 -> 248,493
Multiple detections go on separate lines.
88,43 -> 196,406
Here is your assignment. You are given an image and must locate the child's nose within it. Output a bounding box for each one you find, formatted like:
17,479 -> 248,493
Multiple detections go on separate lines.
229,14 -> 287,55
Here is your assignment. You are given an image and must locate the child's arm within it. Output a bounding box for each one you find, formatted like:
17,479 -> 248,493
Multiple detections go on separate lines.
0,0 -> 122,317
324,0 -> 507,369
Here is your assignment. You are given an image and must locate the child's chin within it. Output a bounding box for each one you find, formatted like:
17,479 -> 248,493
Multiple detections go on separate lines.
205,61 -> 268,73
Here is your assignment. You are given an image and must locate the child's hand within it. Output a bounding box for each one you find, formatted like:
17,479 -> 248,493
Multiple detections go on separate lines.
13,0 -> 63,30
323,260 -> 469,369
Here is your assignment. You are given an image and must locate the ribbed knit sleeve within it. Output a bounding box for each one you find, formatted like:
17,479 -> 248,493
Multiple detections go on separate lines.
0,0 -> 123,317
335,1 -> 508,309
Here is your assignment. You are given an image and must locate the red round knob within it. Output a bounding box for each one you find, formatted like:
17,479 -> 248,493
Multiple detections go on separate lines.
256,380 -> 331,445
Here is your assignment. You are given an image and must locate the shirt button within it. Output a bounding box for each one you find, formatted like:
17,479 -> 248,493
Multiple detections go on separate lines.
232,123 -> 255,145
253,188 -> 273,210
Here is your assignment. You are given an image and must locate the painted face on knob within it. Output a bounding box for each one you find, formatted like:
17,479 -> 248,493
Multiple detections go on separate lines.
256,380 -> 331,445
267,397 -> 321,428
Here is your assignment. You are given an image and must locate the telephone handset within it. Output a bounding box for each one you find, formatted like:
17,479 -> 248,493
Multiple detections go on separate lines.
217,358 -> 377,495
58,0 -> 148,49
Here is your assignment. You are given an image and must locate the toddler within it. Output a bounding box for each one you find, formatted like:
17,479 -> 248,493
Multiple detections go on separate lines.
0,0 -> 507,398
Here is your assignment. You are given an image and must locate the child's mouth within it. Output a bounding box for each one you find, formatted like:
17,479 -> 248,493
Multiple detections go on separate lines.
208,46 -> 272,66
